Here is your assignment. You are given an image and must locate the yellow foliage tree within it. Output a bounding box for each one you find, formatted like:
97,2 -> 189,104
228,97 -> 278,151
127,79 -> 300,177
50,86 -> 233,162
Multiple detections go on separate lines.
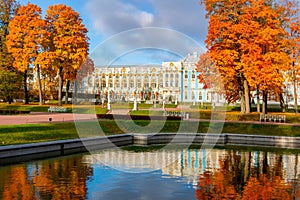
203,0 -> 290,114
44,4 -> 89,106
6,3 -> 46,104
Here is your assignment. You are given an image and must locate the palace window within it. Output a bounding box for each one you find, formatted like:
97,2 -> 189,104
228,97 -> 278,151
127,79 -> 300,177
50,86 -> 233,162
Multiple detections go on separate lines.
199,92 -> 202,100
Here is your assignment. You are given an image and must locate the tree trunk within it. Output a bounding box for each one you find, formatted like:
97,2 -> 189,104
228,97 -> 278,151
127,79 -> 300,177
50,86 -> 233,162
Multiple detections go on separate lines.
280,93 -> 285,113
240,91 -> 245,113
293,67 -> 298,115
74,79 -> 78,104
58,67 -> 63,106
36,64 -> 43,105
256,87 -> 260,113
65,79 -> 70,104
8,96 -> 12,104
262,91 -> 268,115
23,70 -> 29,104
262,151 -> 269,175
244,80 -> 250,114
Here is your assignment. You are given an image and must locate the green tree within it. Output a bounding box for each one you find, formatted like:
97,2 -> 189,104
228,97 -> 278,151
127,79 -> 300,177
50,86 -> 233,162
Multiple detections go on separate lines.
0,0 -> 18,71
0,70 -> 21,104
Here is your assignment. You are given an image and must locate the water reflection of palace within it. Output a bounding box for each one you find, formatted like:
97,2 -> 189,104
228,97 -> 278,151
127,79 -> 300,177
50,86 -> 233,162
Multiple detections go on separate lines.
84,148 -> 300,186
1,148 -> 300,199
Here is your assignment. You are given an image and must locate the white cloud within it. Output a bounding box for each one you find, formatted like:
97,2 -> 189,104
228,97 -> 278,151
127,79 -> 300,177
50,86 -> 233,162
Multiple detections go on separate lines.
85,0 -> 154,34
149,0 -> 208,39
85,0 -> 208,65
85,0 -> 207,39
90,28 -> 205,66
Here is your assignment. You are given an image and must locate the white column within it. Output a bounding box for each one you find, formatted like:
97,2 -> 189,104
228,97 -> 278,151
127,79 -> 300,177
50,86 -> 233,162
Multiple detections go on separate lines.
105,75 -> 109,89
127,76 -> 129,89
112,76 -> 115,88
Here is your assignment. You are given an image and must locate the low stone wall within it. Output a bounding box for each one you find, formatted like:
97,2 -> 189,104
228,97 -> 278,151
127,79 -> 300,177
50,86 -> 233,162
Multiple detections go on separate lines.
226,134 -> 300,149
1,133 -> 300,165
134,133 -> 300,149
96,114 -> 182,120
0,134 -> 133,165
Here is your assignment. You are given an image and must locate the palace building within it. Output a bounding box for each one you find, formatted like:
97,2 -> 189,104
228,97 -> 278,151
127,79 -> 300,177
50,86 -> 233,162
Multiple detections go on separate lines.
78,52 -> 225,103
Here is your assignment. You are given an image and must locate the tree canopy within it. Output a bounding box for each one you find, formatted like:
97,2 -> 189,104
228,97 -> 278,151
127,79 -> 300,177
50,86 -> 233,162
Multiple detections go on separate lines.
201,0 -> 294,114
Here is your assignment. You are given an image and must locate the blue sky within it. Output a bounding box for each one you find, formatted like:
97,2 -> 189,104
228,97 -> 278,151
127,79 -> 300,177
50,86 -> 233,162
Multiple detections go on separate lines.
19,0 -> 208,65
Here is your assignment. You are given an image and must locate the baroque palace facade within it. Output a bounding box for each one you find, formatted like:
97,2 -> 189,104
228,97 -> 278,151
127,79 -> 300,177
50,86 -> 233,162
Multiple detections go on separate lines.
79,52 -> 225,103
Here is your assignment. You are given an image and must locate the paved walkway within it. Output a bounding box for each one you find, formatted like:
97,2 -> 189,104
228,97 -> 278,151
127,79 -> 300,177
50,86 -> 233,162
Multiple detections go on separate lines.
0,112 -> 97,125
0,111 -> 299,127
107,109 -> 130,115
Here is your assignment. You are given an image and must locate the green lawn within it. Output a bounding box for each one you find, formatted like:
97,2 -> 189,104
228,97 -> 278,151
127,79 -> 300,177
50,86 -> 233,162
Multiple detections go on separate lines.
0,103 -> 108,114
0,102 -> 300,146
1,120 -> 300,146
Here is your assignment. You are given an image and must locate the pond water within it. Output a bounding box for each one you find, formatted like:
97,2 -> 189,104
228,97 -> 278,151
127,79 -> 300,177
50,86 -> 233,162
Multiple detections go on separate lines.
1,147 -> 300,200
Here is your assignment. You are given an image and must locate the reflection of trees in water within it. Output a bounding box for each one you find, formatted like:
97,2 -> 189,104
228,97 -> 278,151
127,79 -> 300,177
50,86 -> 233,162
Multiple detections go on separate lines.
2,167 -> 37,200
195,150 -> 299,200
1,156 -> 93,200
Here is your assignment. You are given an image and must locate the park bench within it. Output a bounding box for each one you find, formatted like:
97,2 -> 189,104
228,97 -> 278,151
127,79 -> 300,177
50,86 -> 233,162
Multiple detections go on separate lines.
48,106 -> 67,113
13,99 -> 25,103
163,110 -> 187,118
260,114 -> 286,123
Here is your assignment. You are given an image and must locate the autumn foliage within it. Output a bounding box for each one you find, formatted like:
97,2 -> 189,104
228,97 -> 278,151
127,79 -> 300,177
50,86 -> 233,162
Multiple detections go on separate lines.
200,0 -> 297,114
195,153 -> 294,200
5,3 -> 90,105
1,158 -> 92,199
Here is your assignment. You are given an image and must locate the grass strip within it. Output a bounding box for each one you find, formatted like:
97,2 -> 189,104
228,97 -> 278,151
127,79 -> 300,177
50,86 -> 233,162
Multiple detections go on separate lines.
1,120 -> 300,146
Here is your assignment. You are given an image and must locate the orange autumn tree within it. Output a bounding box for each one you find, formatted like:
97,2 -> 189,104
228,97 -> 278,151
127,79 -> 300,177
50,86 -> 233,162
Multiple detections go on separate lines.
283,0 -> 300,115
203,0 -> 290,114
241,0 -> 290,114
63,56 -> 95,104
6,3 -> 46,105
34,52 -> 57,102
45,4 -> 89,106
196,52 -> 235,103
70,56 -> 95,104
203,0 -> 252,113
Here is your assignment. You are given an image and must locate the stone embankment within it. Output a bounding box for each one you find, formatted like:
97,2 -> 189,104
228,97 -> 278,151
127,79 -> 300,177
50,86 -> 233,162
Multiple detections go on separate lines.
1,133 -> 300,165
